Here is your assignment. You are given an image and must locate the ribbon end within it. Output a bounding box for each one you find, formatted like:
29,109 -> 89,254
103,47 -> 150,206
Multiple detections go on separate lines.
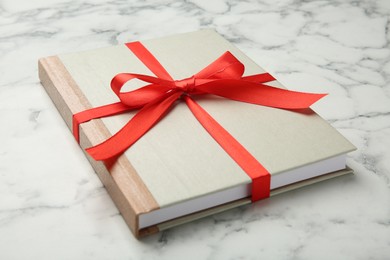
280,92 -> 328,110
251,174 -> 271,202
308,93 -> 328,107
72,114 -> 80,143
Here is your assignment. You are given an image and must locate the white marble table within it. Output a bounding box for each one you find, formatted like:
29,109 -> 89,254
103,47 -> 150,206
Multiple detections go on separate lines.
1,0 -> 389,259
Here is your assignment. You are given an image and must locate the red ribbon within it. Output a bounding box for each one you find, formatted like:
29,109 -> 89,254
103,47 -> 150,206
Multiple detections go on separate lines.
73,41 -> 326,202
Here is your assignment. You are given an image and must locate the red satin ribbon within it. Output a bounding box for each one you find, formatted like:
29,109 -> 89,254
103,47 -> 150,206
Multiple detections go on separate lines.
73,41 -> 326,202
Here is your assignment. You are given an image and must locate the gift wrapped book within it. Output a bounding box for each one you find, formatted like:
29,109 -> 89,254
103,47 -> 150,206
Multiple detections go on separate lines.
39,29 -> 356,238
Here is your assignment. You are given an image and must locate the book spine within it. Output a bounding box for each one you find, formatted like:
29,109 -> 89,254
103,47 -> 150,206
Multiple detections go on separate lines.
38,57 -> 160,238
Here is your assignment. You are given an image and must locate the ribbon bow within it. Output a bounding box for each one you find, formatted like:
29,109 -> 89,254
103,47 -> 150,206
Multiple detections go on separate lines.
73,41 -> 326,201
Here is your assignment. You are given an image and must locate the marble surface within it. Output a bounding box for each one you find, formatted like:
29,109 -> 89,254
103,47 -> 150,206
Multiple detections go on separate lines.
1,0 -> 389,259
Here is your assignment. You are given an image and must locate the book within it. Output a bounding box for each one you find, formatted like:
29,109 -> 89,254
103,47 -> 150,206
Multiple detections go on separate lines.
38,29 -> 356,238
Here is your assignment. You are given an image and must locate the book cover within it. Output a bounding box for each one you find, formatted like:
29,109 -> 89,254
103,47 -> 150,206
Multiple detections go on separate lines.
38,29 -> 356,238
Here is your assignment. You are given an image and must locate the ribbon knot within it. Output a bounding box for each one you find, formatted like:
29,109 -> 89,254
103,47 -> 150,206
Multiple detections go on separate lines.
73,41 -> 326,202
174,76 -> 196,93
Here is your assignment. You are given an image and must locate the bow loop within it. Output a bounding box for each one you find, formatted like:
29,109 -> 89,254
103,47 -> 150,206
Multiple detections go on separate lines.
111,73 -> 175,107
194,51 -> 245,80
119,84 -> 173,107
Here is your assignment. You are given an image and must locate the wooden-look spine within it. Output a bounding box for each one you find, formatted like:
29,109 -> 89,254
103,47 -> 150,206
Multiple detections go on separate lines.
38,56 -> 160,238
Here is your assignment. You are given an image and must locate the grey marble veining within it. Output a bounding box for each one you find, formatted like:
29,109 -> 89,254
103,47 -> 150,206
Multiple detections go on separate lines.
0,0 -> 389,259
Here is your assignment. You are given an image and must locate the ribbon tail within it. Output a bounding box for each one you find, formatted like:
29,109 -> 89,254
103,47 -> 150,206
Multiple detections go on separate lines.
73,102 -> 136,143
184,96 -> 270,202
242,73 -> 275,83
86,91 -> 181,161
197,80 -> 327,109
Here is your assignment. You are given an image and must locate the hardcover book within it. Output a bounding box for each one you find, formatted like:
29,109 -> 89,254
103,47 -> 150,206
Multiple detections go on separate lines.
38,29 -> 356,238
